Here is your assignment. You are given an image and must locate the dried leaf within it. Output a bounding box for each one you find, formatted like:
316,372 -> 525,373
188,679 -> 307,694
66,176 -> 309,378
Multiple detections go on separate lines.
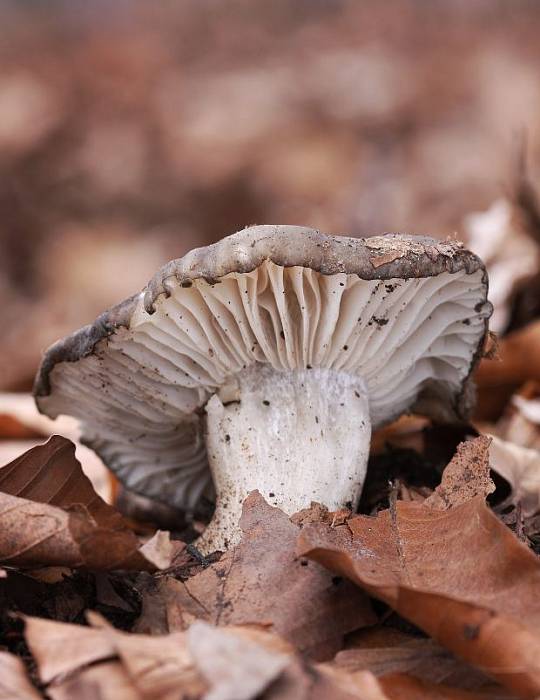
488,435 -> 540,515
298,497 -> 540,698
25,616 -> 115,684
156,492 -> 375,660
379,673 -> 508,700
497,383 -> 540,452
475,320 -> 540,421
0,437 -> 173,571
0,414 -> 42,440
187,621 -> 289,700
334,630 -> 512,698
47,661 -> 140,700
0,435 -> 118,526
0,651 -> 42,700
425,436 -> 495,510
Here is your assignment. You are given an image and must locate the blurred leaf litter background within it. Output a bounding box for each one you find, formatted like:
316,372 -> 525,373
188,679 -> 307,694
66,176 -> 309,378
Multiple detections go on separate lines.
1,0 -> 540,391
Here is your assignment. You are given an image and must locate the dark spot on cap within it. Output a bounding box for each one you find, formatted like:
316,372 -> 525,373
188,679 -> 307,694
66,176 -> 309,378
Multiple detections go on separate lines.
225,434 -> 230,443
262,400 -> 270,406
343,345 -> 348,351
269,492 -> 275,498
181,280 -> 193,288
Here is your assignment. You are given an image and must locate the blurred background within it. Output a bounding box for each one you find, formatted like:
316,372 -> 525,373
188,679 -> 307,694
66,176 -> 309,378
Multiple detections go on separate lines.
2,0 -> 540,392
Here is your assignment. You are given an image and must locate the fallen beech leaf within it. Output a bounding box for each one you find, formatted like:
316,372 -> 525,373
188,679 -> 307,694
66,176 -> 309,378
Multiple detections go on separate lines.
334,632 -> 512,698
0,435 -> 118,525
0,393 -> 79,441
26,613 -> 390,700
379,672 -> 507,700
187,621 -> 290,700
0,413 -> 42,440
0,437 -> 173,571
425,436 -> 495,510
153,492 -> 375,660
497,383 -> 540,452
475,320 -> 540,421
488,435 -> 540,515
0,394 -> 110,501
0,651 -> 42,700
24,616 -> 115,684
47,661 -> 140,700
298,497 -> 540,698
465,197 -> 537,335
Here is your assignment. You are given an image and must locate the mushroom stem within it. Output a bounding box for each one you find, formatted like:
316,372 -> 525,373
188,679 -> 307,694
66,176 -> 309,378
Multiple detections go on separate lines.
199,365 -> 371,553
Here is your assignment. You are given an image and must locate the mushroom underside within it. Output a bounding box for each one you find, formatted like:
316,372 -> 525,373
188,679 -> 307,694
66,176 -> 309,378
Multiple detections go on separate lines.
37,261 -> 489,525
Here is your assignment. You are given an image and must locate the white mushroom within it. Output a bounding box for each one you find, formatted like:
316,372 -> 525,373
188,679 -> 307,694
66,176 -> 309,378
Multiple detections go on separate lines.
34,226 -> 491,552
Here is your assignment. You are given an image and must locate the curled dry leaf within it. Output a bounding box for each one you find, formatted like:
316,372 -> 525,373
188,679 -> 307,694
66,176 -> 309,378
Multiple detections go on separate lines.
298,497 -> 540,699
424,436 -> 495,510
25,614 -> 393,700
333,629 -> 513,699
497,382 -> 540,452
488,435 -> 540,516
0,651 -> 42,700
379,673 -> 507,700
465,197 -> 538,335
0,436 -> 174,571
142,492 -> 375,660
187,620 -> 290,700
47,661 -> 140,700
475,320 -> 540,421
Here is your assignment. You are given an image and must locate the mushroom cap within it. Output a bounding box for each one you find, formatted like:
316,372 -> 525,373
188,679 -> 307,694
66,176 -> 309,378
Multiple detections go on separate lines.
34,226 -> 491,511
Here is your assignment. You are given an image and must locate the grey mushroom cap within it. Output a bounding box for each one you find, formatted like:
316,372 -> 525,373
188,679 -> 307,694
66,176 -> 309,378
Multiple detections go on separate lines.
34,225 -> 491,513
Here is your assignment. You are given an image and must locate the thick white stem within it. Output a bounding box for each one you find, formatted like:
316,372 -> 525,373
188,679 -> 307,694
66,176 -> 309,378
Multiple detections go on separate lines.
198,365 -> 371,553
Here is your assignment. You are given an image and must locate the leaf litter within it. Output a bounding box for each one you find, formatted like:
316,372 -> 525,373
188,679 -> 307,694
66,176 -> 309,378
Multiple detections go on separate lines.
4,193 -> 540,697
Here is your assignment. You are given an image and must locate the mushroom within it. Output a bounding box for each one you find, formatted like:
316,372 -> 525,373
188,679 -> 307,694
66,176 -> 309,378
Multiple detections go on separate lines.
34,226 -> 491,552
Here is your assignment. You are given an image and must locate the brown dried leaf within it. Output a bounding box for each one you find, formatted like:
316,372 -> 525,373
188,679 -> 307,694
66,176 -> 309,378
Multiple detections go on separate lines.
47,661 -> 140,700
475,320 -> 540,421
425,436 -> 495,510
0,435 -> 119,526
0,414 -> 43,440
0,436 -> 173,571
0,651 -> 42,700
488,435 -> 540,515
334,630 -> 513,698
379,673 -> 507,700
187,621 -> 290,700
26,613 -> 391,700
154,492 -> 375,660
298,497 -> 540,698
24,616 -> 115,684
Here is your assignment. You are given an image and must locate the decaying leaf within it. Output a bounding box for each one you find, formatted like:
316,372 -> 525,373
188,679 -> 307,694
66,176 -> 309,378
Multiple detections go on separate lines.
187,621 -> 290,700
497,382 -> 540,452
0,651 -> 42,700
47,661 -> 140,700
0,436 -> 174,571
141,492 -> 375,660
475,320 -> 540,421
379,673 -> 508,700
24,613 -> 400,700
425,436 -> 495,510
488,435 -> 540,515
333,629 -> 513,699
298,497 -> 540,698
